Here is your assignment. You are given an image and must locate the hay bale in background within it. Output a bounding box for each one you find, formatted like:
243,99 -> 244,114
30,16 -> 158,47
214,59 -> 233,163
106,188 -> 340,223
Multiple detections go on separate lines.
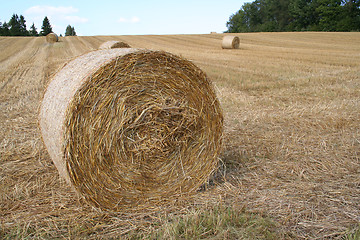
222,36 -> 240,49
46,33 -> 58,43
39,49 -> 223,210
99,40 -> 131,49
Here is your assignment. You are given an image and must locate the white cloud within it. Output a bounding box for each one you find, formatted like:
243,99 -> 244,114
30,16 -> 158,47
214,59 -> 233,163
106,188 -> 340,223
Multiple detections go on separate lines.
118,17 -> 127,23
131,16 -> 140,23
117,16 -> 140,23
25,6 -> 78,15
64,16 -> 88,23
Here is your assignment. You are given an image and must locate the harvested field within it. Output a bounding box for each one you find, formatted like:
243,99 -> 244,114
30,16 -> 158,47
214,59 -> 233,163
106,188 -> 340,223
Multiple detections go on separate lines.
1,32 -> 359,239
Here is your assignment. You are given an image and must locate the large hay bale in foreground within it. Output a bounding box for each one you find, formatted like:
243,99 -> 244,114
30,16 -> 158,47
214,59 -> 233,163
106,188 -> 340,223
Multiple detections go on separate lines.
46,33 -> 58,43
222,36 -> 240,49
99,40 -> 131,49
39,49 -> 223,210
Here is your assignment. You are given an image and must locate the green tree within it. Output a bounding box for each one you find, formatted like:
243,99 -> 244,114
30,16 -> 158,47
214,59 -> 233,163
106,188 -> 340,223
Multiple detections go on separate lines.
226,0 -> 360,32
316,0 -> 343,31
40,16 -> 52,36
226,2 -> 263,32
29,23 -> 38,36
8,14 -> 28,36
338,0 -> 360,31
242,1 -> 263,31
226,9 -> 249,32
270,0 -> 291,31
1,21 -> 10,36
8,14 -> 21,36
289,0 -> 319,31
226,0 -> 291,32
65,25 -> 77,36
19,15 -> 28,36
71,26 -> 76,36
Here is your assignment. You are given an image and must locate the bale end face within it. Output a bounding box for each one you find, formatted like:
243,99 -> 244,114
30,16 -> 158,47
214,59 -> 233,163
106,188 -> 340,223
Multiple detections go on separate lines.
40,49 -> 223,210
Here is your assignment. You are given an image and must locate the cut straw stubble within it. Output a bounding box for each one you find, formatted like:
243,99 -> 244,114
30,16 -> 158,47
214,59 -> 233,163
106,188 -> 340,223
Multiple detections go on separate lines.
39,48 -> 223,211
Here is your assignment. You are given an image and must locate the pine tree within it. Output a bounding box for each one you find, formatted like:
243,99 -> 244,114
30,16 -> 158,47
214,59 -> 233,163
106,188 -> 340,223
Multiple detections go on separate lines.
29,23 -> 38,36
40,16 -> 52,36
65,25 -> 72,36
9,14 -> 21,36
71,26 -> 76,36
65,25 -> 77,36
1,22 -> 10,36
19,15 -> 28,36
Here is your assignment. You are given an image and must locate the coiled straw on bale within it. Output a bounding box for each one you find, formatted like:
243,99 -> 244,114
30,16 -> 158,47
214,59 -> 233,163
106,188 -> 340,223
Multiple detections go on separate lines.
99,40 -> 131,49
46,33 -> 58,43
39,49 -> 223,210
222,36 -> 240,49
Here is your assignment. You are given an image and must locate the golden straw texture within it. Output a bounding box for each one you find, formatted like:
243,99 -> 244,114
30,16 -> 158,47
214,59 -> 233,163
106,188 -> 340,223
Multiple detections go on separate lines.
46,33 -> 58,43
40,49 -> 223,210
222,36 -> 240,49
99,40 -> 131,49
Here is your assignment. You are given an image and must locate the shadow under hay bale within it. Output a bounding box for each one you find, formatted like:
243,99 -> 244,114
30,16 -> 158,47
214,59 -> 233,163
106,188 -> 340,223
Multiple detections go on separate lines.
46,33 -> 58,43
222,36 -> 240,49
39,49 -> 223,210
99,40 -> 131,49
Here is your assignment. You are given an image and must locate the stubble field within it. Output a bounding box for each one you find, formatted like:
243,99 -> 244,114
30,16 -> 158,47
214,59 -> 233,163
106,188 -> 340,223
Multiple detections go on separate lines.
0,32 -> 359,239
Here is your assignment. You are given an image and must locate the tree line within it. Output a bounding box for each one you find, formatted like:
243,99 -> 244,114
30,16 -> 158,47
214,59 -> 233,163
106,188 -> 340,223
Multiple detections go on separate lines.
226,0 -> 360,32
0,14 -> 77,36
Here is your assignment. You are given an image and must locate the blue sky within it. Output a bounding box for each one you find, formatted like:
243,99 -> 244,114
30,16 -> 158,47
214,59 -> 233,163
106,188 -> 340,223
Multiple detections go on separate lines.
0,0 -> 246,36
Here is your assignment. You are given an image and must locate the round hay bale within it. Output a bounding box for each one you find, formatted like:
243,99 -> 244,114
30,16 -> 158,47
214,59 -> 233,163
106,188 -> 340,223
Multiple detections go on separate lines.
46,33 -> 58,43
222,36 -> 240,49
99,40 -> 131,49
39,49 -> 223,210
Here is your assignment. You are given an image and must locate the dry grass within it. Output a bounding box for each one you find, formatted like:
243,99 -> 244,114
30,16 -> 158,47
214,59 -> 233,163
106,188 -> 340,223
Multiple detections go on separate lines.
1,32 -> 359,239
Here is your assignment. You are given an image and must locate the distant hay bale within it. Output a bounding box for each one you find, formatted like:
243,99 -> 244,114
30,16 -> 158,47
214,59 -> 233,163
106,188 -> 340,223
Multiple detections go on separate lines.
39,49 -> 223,210
46,33 -> 58,43
99,40 -> 131,49
222,36 -> 240,49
